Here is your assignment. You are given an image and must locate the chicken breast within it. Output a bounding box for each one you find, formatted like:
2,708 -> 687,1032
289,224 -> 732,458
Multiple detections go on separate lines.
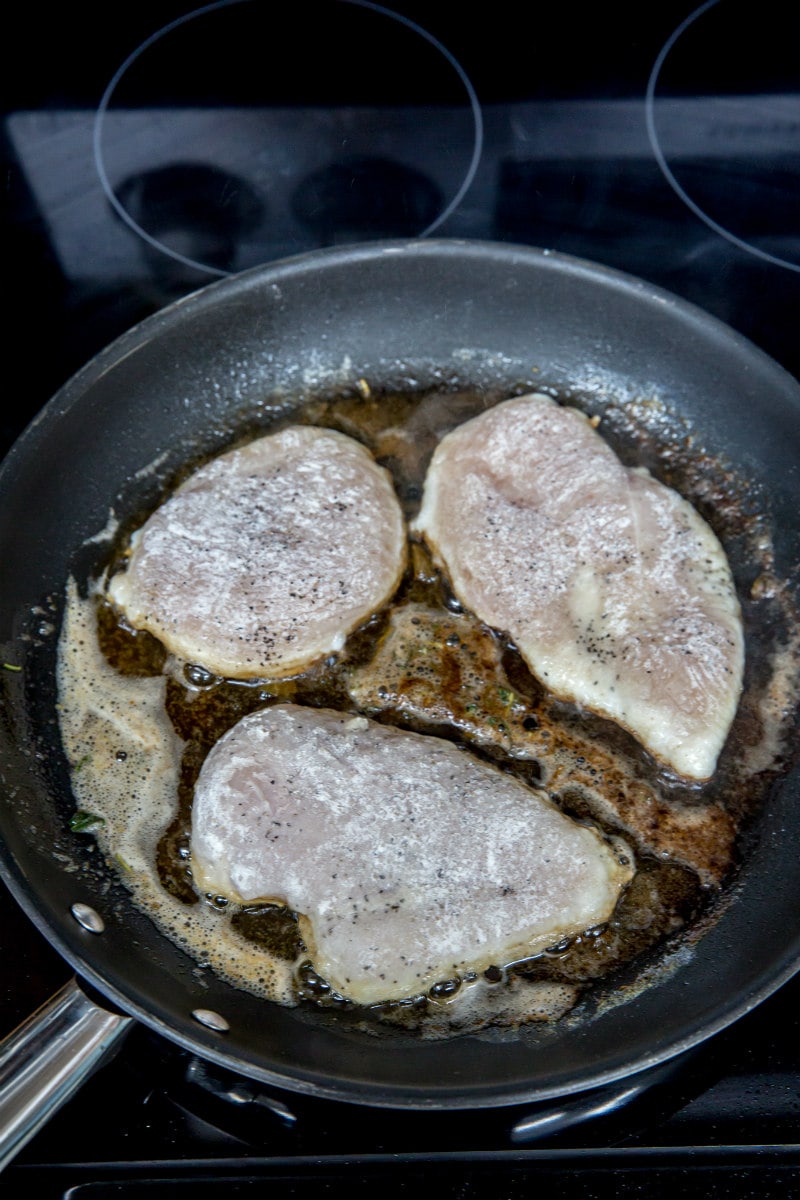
108,426 -> 406,679
413,394 -> 744,780
190,703 -> 633,1005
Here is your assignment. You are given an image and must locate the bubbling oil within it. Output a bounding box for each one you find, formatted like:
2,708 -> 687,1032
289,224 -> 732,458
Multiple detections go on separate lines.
56,386 -> 800,1037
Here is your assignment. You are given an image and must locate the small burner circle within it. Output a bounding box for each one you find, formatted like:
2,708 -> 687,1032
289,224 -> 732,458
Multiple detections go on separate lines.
645,0 -> 800,275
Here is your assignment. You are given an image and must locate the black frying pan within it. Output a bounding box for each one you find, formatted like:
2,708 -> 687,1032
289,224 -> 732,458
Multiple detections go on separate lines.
1,239 -> 799,1140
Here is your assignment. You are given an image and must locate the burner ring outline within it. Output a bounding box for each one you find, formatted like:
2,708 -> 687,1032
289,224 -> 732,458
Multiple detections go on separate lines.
93,0 -> 484,279
645,0 -> 800,276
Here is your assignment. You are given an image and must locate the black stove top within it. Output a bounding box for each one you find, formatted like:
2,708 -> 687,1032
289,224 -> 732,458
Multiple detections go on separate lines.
3,860 -> 800,1197
2,872 -> 800,1196
2,1 -> 799,1193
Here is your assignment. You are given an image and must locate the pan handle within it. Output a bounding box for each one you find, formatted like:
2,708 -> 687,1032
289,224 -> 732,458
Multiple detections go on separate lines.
0,976 -> 132,1172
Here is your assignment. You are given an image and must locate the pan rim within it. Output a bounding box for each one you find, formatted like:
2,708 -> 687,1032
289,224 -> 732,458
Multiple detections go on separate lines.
3,849 -> 799,1110
1,235 -> 799,1110
3,237 -> 800,478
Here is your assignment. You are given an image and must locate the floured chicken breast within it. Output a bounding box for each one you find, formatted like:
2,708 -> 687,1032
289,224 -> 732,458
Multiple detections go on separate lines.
108,426 -> 406,679
413,394 -> 744,780
190,703 -> 633,1005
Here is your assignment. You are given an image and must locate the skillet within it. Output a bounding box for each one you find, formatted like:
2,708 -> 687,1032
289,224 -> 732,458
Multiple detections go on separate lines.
0,238 -> 798,1155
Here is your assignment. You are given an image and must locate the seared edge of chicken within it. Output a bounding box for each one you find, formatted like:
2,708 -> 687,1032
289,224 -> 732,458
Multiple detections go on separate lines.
413,394 -> 744,780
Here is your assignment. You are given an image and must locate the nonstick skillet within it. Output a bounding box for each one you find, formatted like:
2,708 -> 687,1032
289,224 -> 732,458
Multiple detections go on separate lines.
0,239 -> 798,1164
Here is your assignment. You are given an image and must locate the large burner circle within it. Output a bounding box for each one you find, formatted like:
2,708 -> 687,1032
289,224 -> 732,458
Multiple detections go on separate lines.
94,0 -> 482,281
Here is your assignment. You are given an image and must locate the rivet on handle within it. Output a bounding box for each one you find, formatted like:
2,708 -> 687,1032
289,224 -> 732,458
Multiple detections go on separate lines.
192,1009 -> 230,1033
70,904 -> 105,934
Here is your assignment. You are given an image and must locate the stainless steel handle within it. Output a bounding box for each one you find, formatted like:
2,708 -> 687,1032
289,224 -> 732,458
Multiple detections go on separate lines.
0,977 -> 132,1172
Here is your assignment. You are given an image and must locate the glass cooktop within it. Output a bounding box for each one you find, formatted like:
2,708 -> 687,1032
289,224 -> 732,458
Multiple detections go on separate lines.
2,1 -> 799,1194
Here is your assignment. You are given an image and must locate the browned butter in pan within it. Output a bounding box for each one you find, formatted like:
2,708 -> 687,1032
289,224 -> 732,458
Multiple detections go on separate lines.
56,386 -> 800,1038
